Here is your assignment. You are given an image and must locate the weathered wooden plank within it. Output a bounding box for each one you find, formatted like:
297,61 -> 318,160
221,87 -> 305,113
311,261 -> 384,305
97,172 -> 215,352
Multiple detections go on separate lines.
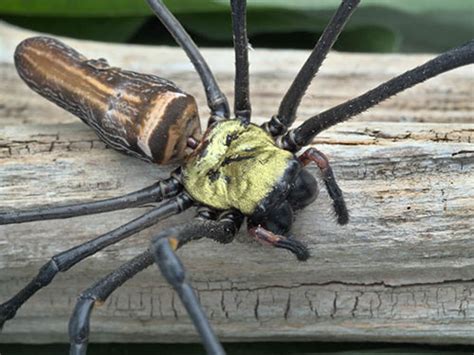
1,21 -> 473,126
0,22 -> 473,345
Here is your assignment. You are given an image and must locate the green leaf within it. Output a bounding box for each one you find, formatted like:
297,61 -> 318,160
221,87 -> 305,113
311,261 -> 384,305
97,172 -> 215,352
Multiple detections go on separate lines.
1,0 -> 472,52
2,16 -> 147,42
0,0 -> 227,16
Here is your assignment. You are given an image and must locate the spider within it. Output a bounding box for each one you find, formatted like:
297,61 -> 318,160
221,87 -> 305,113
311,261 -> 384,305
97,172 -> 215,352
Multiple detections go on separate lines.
0,0 -> 473,354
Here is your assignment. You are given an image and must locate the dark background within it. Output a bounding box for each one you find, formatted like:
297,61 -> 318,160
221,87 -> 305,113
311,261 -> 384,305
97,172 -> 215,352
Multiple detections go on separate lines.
1,342 -> 473,355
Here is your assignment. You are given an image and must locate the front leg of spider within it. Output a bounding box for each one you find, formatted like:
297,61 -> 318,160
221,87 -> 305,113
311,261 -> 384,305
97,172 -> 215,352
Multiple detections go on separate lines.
248,226 -> 310,261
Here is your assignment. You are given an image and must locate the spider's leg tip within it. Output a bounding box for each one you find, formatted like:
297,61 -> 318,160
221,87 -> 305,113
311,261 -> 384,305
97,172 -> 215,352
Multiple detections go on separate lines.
0,302 -> 16,330
337,213 -> 349,225
296,248 -> 311,262
333,201 -> 349,225
275,237 -> 311,261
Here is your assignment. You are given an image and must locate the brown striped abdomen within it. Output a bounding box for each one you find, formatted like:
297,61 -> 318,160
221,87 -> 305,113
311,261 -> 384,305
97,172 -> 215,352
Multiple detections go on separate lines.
14,36 -> 201,164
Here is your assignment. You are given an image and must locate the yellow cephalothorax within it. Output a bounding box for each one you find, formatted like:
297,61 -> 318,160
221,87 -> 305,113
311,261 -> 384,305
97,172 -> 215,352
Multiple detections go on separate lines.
182,120 -> 296,215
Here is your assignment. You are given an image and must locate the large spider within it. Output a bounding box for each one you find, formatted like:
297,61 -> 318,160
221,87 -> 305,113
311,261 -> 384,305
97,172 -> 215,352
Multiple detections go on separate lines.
1,0 -> 473,354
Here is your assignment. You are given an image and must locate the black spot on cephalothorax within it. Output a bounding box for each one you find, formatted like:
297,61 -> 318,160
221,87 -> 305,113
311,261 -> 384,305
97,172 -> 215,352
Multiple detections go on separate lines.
222,154 -> 253,166
224,176 -> 232,184
225,131 -> 239,146
207,169 -> 220,182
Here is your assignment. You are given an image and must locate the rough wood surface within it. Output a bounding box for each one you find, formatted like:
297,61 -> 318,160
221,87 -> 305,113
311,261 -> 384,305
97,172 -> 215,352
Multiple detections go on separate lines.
0,22 -> 473,345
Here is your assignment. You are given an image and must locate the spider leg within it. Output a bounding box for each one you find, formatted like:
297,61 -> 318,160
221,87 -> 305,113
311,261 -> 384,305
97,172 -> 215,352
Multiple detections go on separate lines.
248,225 -> 310,261
69,211 -> 243,355
0,193 -> 192,330
146,0 -> 230,121
299,148 -> 348,225
69,251 -> 154,355
151,211 -> 243,355
263,0 -> 360,136
0,174 -> 181,225
280,40 -> 474,151
231,0 -> 251,123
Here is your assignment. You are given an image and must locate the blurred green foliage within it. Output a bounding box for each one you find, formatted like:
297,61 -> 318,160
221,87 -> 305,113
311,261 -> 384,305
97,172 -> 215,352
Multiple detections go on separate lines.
1,0 -> 473,52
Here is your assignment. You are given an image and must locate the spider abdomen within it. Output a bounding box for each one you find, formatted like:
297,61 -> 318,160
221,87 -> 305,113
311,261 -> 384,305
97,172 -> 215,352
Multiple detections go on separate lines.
14,36 -> 201,164
182,120 -> 300,215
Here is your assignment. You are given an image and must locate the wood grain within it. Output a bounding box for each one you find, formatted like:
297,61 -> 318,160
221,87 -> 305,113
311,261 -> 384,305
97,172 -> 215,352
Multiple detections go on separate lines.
0,21 -> 473,345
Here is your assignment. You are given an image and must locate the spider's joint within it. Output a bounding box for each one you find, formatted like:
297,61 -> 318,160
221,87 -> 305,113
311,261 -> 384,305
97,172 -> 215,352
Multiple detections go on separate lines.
208,114 -> 228,127
263,115 -> 287,136
176,193 -> 193,211
276,130 -> 300,152
236,109 -> 251,125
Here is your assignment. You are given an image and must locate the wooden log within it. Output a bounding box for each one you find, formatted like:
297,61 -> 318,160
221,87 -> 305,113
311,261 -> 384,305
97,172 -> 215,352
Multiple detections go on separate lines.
0,22 -> 473,345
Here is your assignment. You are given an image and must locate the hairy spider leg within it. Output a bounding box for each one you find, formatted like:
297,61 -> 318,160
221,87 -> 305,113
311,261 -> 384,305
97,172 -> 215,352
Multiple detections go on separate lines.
0,175 -> 181,225
146,0 -> 230,121
298,148 -> 348,225
248,226 -> 310,261
69,211 -> 243,355
281,40 -> 474,151
231,0 -> 251,123
0,193 -> 193,329
263,0 -> 360,136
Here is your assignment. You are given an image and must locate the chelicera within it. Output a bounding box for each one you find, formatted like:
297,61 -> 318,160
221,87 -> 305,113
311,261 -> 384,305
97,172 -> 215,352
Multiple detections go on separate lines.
1,0 -> 472,354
